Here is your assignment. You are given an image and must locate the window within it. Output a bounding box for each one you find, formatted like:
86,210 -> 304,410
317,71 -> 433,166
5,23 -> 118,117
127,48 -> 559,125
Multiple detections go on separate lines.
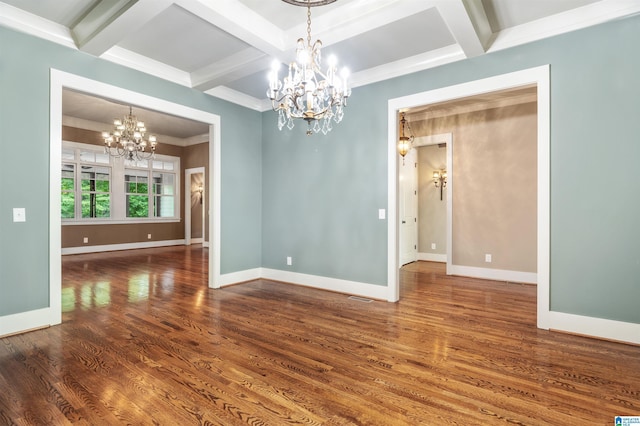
62,141 -> 179,223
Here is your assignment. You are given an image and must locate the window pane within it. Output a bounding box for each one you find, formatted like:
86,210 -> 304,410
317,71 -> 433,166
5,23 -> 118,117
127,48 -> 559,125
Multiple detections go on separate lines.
94,152 -> 110,164
79,151 -> 95,162
82,194 -> 111,218
154,195 -> 174,217
61,192 -> 75,218
126,195 -> 149,217
125,159 -> 148,168
62,149 -> 75,161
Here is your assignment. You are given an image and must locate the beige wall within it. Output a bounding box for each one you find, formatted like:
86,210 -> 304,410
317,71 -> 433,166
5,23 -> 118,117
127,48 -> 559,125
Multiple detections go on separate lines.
417,144 -> 447,255
61,126 -> 209,249
414,102 -> 537,273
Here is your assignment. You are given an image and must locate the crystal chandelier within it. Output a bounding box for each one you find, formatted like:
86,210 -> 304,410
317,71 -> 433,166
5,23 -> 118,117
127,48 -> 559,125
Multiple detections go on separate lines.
102,106 -> 157,161
267,0 -> 351,135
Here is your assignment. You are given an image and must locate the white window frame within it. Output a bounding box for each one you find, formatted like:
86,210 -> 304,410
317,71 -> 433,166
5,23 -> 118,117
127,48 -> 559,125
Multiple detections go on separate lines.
62,141 -> 180,225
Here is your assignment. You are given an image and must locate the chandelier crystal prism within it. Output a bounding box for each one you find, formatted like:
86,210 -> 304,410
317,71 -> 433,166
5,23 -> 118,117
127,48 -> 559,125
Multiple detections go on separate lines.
267,0 -> 351,135
102,106 -> 157,161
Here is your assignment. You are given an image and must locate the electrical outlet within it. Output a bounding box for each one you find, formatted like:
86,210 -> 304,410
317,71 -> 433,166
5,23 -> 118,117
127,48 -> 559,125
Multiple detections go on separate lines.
431,243 -> 436,250
12,208 -> 26,222
83,237 -> 89,244
148,234 -> 152,239
378,209 -> 385,219
485,254 -> 492,263
286,256 -> 292,266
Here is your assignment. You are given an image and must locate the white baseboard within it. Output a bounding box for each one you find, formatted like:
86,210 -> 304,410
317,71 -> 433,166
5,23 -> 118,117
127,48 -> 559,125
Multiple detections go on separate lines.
203,241 -> 210,248
62,239 -> 186,255
449,264 -> 537,284
218,268 -> 262,286
0,307 -> 58,338
417,252 -> 447,262
190,238 -> 203,244
548,310 -> 640,345
260,268 -> 389,300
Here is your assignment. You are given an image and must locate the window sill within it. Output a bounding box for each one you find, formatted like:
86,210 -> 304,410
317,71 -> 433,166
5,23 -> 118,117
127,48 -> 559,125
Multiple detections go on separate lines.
62,218 -> 181,226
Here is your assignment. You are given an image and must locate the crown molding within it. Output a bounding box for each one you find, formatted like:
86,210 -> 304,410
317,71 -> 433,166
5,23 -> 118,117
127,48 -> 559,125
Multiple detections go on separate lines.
487,0 -> 640,53
0,2 -> 75,49
205,86 -> 266,112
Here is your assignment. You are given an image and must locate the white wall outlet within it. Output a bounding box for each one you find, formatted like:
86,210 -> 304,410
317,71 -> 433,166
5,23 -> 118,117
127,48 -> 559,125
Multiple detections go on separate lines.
12,208 -> 26,222
378,209 -> 386,220
147,234 -> 152,239
286,256 -> 292,266
83,237 -> 89,244
431,243 -> 436,250
485,254 -> 492,263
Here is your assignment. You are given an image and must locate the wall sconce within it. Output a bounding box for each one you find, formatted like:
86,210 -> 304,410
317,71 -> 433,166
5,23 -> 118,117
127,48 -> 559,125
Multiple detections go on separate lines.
397,112 -> 414,163
195,184 -> 204,204
433,170 -> 447,200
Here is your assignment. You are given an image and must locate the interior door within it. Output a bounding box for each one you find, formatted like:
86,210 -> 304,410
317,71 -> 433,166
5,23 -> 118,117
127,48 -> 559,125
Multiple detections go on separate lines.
399,148 -> 417,266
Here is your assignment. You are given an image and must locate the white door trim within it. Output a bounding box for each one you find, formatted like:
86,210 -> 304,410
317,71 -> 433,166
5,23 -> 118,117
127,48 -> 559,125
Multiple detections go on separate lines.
387,65 -> 551,332
185,167 -> 206,246
43,69 -> 222,333
412,133 -> 452,269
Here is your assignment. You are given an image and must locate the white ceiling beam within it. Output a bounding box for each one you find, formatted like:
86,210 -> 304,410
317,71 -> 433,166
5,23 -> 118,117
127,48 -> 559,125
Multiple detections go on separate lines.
435,0 -> 487,58
191,48 -> 271,91
73,0 -> 173,56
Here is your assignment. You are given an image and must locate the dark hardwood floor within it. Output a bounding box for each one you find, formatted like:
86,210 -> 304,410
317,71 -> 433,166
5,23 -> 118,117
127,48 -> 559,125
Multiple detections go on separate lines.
1,246 -> 639,425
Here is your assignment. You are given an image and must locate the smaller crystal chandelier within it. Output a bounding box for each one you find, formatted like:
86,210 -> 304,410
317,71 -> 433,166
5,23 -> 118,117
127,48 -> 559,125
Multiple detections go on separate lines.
267,0 -> 351,135
103,106 -> 157,161
397,112 -> 414,162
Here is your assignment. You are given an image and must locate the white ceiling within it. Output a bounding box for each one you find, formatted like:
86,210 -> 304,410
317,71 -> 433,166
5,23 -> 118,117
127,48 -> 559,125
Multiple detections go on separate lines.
2,0 -> 638,138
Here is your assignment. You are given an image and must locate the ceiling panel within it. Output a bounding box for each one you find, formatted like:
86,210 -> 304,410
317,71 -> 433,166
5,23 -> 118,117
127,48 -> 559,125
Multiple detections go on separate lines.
62,90 -> 210,140
323,8 -> 455,73
118,4 -> 253,72
482,0 -> 601,32
236,0 -> 359,31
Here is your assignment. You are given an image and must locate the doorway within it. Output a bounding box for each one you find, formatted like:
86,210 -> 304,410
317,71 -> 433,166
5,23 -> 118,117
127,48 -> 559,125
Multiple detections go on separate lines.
48,69 -> 223,329
185,167 -> 206,246
387,65 -> 550,330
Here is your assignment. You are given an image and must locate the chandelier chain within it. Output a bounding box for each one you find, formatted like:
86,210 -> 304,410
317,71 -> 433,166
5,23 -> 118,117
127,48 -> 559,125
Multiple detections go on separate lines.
307,4 -> 312,46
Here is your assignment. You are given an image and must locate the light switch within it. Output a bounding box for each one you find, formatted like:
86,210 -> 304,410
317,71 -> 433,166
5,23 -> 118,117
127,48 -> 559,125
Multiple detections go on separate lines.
13,208 -> 26,222
378,209 -> 386,220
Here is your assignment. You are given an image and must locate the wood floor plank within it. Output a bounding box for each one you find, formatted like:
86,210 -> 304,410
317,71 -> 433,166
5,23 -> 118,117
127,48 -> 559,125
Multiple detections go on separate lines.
1,246 -> 639,424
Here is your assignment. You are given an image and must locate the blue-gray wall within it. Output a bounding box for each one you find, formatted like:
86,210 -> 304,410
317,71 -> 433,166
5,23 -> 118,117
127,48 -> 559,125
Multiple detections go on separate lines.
2,13 -> 640,325
261,15 -> 640,324
0,26 -> 262,316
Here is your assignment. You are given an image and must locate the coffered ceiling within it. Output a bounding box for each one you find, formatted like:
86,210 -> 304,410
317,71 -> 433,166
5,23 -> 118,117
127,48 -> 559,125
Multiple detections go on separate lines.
0,0 -> 640,110
2,0 -> 638,116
